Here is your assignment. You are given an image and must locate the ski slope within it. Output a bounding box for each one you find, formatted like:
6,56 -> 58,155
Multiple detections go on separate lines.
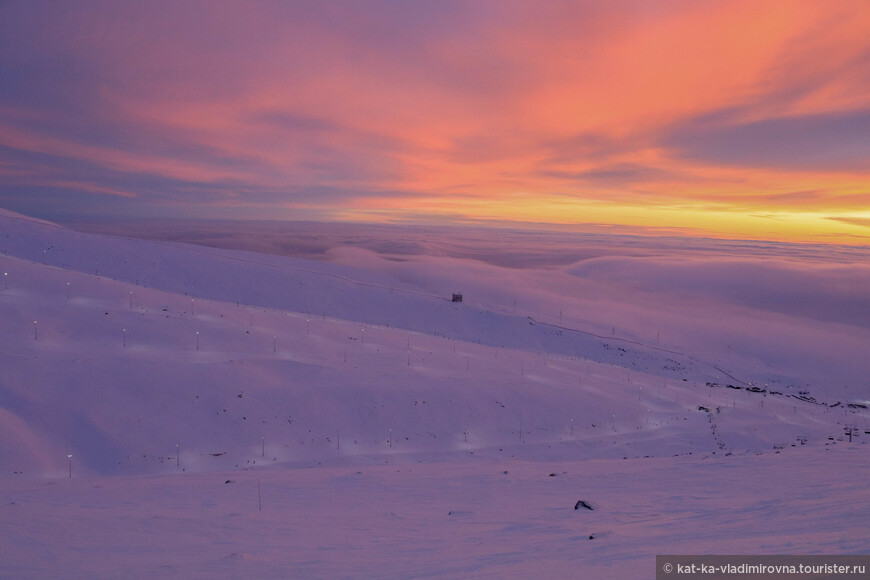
1,208 -> 868,578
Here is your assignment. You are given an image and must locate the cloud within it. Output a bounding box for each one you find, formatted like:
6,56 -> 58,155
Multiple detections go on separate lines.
1,0 -> 870,242
664,109 -> 870,172
566,255 -> 870,328
827,216 -> 870,229
541,163 -> 677,187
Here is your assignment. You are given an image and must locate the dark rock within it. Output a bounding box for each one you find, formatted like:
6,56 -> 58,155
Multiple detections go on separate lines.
574,500 -> 594,511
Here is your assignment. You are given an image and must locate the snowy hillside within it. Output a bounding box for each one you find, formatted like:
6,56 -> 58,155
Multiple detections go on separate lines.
1,208 -> 869,578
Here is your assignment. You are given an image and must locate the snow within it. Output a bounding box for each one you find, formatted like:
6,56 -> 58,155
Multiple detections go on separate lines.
3,447 -> 869,579
1,208 -> 869,578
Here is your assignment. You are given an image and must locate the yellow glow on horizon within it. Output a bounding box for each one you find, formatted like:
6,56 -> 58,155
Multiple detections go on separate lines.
333,194 -> 870,245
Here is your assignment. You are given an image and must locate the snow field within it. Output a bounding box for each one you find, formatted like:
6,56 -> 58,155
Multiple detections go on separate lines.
2,444 -> 869,579
4,258 -> 858,478
1,209 -> 869,578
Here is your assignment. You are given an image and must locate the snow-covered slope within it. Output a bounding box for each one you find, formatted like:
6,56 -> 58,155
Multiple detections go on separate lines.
1,208 -> 868,578
3,208 -> 864,478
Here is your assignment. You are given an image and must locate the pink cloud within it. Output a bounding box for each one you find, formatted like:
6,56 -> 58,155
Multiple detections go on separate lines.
1,1 -> 869,240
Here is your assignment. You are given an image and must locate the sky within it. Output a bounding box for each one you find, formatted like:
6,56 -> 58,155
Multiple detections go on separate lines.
1,1 -> 869,243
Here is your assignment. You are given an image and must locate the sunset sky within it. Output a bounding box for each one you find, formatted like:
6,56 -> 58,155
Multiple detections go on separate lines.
1,1 -> 869,243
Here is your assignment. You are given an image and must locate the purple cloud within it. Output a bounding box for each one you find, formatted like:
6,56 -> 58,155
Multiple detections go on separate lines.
664,109 -> 870,172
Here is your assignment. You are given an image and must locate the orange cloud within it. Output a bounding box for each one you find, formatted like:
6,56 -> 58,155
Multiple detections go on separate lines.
0,1 -> 868,241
